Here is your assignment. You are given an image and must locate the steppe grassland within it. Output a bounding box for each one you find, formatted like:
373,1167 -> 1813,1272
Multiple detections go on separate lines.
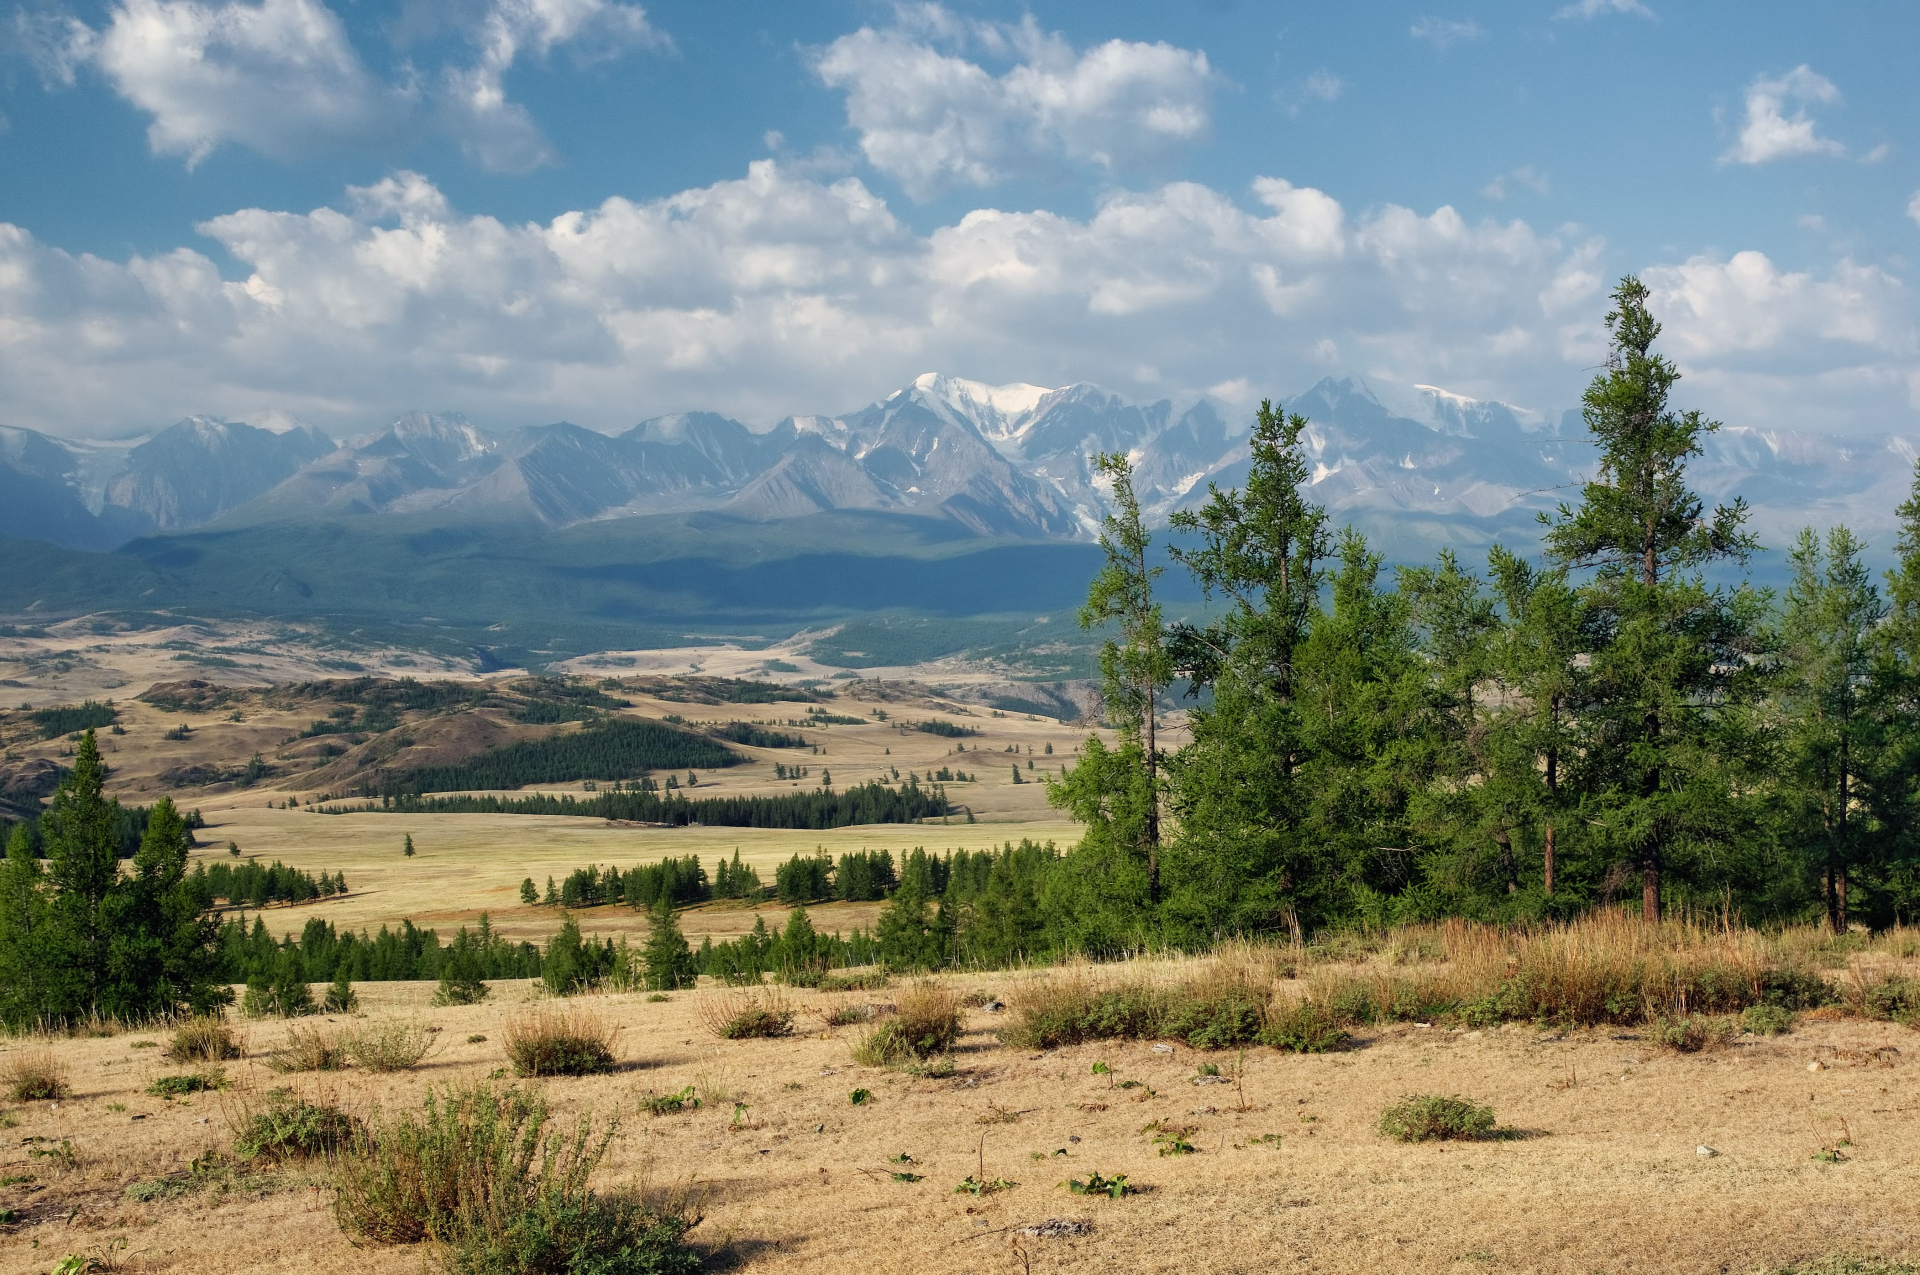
2,959 -> 1919,1274
58,679 -> 1096,944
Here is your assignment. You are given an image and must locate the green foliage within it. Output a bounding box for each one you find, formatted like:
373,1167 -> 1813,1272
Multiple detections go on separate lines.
1741,1003 -> 1794,1035
334,778 -> 949,830
504,1007 -> 616,1077
435,927 -> 491,1006
641,1087 -> 699,1116
30,701 -> 117,739
1064,1170 -> 1134,1198
1377,1095 -> 1496,1142
146,1069 -> 228,1097
639,901 -> 697,992
711,721 -> 808,748
232,1091 -> 357,1161
912,719 -> 978,738
373,718 -> 738,796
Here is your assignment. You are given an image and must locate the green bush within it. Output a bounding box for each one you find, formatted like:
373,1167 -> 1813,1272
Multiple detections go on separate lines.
1857,975 -> 1920,1026
166,1016 -> 241,1062
330,1081 -> 700,1274
1378,1095 -> 1496,1142
1259,1002 -> 1347,1053
1649,1015 -> 1735,1053
1741,1003 -> 1794,1036
233,1092 -> 358,1161
146,1069 -> 227,1097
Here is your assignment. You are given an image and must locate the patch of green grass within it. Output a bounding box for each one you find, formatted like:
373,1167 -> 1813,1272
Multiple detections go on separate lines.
145,1069 -> 228,1098
641,1087 -> 700,1117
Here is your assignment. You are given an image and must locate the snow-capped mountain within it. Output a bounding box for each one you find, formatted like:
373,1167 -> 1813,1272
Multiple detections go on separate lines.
2,375 -> 1913,561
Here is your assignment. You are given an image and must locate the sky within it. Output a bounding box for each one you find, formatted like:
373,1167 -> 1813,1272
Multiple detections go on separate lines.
1,0 -> 1917,439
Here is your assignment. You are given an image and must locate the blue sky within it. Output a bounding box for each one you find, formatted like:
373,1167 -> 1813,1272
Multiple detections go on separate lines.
2,0 -> 1916,438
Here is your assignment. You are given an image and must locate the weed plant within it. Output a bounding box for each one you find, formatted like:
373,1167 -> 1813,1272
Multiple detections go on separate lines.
147,1069 -> 229,1097
330,1081 -> 700,1273
2,1050 -> 69,1101
269,1024 -> 350,1073
852,982 -> 962,1064
346,1020 -> 439,1073
640,1087 -> 699,1116
232,1090 -> 358,1161
698,988 -> 795,1040
1650,1015 -> 1737,1053
504,1005 -> 616,1077
819,970 -> 890,993
1378,1095 -> 1496,1142
167,1016 -> 241,1063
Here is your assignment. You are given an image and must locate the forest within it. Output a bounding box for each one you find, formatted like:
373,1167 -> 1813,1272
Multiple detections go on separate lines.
365,717 -> 739,795
329,777 -> 953,830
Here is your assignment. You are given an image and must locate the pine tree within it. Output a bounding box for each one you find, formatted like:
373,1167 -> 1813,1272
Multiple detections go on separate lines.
779,905 -> 818,981
1871,464 -> 1920,922
543,913 -> 590,995
40,731 -> 126,1022
519,877 -> 537,904
1544,276 -> 1763,922
434,926 -> 489,1005
641,898 -> 696,991
403,834 -> 415,857
1780,525 -> 1887,929
120,797 -> 223,1017
323,964 -> 358,1013
0,823 -> 51,1029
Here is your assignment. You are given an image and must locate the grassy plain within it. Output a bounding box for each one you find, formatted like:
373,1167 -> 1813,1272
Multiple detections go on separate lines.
1,960 -> 1918,1274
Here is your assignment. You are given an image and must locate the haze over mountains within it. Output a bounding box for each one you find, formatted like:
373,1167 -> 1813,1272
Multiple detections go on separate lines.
3,373 -> 1914,561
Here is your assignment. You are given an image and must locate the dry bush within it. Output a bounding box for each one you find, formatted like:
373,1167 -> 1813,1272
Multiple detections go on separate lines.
852,981 -> 962,1065
167,1015 -> 241,1062
504,1004 -> 617,1077
819,969 -> 890,993
330,1081 -> 700,1272
344,1019 -> 438,1073
2,1047 -> 70,1101
1648,1015 -> 1736,1053
698,987 -> 795,1040
269,1023 -> 350,1073
817,998 -> 874,1029
1000,955 -> 1308,1052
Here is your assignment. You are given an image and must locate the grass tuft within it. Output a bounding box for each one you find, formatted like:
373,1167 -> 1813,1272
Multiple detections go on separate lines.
851,981 -> 963,1066
1378,1094 -> 1496,1143
698,988 -> 796,1040
1648,1015 -> 1736,1053
232,1090 -> 358,1161
504,1004 -> 617,1078
146,1069 -> 228,1097
167,1015 -> 241,1063
268,1024 -> 350,1073
2,1049 -> 70,1102
344,1020 -> 438,1073
330,1081 -> 700,1273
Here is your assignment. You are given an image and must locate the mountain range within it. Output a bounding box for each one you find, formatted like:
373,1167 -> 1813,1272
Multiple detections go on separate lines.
4,373 -> 1915,562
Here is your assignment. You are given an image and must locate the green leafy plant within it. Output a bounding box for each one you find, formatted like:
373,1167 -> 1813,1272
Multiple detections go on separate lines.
232,1091 -> 358,1161
145,1069 -> 228,1098
890,1171 -> 923,1183
849,1088 -> 872,1105
954,1175 -> 1016,1197
1143,1120 -> 1197,1156
1378,1095 -> 1496,1143
1064,1171 -> 1133,1199
641,1086 -> 700,1117
1742,1003 -> 1794,1036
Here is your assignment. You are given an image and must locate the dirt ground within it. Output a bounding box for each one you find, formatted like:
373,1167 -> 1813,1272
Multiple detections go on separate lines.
1,972 -> 1916,1275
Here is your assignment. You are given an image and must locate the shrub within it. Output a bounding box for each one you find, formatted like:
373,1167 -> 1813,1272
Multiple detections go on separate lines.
345,1020 -> 438,1073
233,1091 -> 358,1161
330,1082 -> 701,1273
1259,1001 -> 1347,1053
819,970 -> 890,993
505,1005 -> 617,1077
641,1087 -> 699,1117
323,970 -> 360,1014
1378,1095 -> 1496,1143
1741,1003 -> 1794,1036
820,1001 -> 873,1027
2,1049 -> 70,1102
146,1069 -> 228,1097
851,982 -> 961,1065
698,989 -> 795,1041
269,1024 -> 350,1073
167,1016 -> 241,1062
1854,974 -> 1920,1027
1649,1015 -> 1735,1053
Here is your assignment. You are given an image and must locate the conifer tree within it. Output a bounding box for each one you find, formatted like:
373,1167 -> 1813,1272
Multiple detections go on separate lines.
543,913 -> 590,994
519,877 -> 537,904
434,926 -> 489,1005
641,898 -> 696,991
1544,276 -> 1762,922
0,824 -> 50,1028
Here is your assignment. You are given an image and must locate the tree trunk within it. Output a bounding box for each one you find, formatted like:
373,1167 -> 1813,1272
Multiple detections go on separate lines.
1543,824 -> 1555,896
1642,851 -> 1660,925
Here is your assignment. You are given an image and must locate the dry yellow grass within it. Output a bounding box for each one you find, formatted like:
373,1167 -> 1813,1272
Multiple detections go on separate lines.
1,961 -> 1917,1274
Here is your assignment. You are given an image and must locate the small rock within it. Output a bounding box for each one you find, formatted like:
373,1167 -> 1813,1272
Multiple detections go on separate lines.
1151,1044 -> 1175,1054
813,1124 -> 825,1133
1465,1031 -> 1482,1041
129,1114 -> 146,1122
982,1000 -> 1004,1013
1193,1075 -> 1231,1085
1068,1135 -> 1080,1143
1808,1061 -> 1825,1073
1697,1145 -> 1718,1158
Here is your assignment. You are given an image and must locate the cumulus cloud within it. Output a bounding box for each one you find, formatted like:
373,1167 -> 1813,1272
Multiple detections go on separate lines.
1907,190 -> 1920,227
30,0 -> 666,170
1409,17 -> 1482,48
1554,0 -> 1654,19
809,6 -> 1215,199
1482,165 -> 1549,200
1722,65 -> 1845,166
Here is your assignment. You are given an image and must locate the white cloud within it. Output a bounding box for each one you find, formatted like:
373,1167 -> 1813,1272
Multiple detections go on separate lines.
1302,69 -> 1342,102
1908,191 -> 1920,228
1482,165 -> 1549,200
0,163 -> 1909,444
1722,65 -> 1845,166
35,0 -> 666,171
1409,17 -> 1482,48
809,7 -> 1215,199
1554,0 -> 1654,20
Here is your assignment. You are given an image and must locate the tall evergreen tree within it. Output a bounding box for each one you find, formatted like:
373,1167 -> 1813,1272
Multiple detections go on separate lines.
641,898 -> 697,991
1871,464 -> 1920,922
1543,277 -> 1762,922
1057,452 -> 1173,901
1778,526 -> 1885,929
0,823 -> 51,1028
40,731 -> 128,1020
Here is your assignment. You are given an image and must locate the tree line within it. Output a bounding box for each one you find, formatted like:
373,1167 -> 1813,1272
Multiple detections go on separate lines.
336,778 -> 952,829
363,718 -> 738,796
